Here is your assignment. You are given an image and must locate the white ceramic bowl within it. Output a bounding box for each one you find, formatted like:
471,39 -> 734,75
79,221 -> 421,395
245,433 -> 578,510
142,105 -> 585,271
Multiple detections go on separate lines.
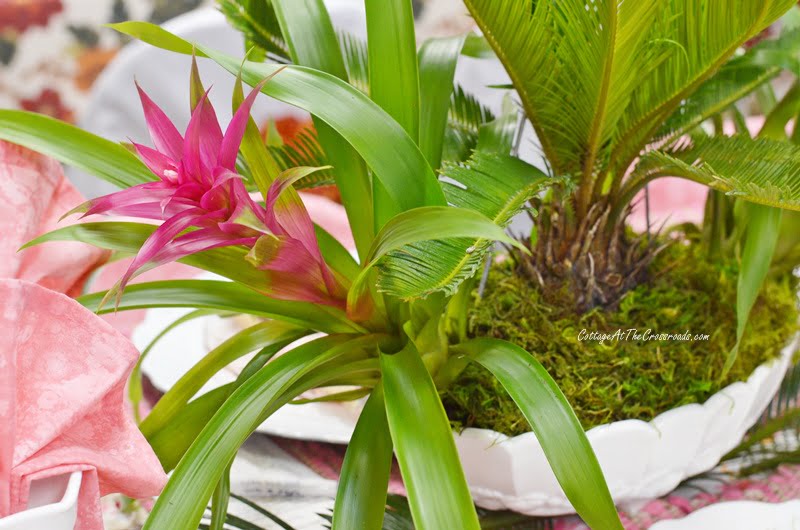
134,306 -> 797,516
649,500 -> 800,530
459,336 -> 797,515
0,472 -> 82,530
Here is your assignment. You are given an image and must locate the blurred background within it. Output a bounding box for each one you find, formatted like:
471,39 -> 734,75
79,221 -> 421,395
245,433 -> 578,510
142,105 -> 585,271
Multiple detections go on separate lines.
0,0 -> 507,197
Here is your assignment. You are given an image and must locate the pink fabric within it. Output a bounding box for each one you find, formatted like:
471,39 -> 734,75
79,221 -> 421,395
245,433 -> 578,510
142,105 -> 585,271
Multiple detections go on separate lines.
0,141 -> 108,296
628,177 -> 708,233
0,279 -> 166,530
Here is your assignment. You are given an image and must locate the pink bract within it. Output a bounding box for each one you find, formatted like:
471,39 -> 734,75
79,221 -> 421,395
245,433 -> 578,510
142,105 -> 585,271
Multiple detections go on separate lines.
69,84 -> 347,307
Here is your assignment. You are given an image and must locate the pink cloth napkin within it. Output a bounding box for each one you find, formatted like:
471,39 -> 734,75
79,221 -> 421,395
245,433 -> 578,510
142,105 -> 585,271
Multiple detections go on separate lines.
0,141 -> 108,297
0,279 -> 166,529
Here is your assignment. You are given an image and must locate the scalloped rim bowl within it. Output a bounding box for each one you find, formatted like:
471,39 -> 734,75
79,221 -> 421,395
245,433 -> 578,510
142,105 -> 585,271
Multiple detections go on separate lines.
461,335 -> 798,515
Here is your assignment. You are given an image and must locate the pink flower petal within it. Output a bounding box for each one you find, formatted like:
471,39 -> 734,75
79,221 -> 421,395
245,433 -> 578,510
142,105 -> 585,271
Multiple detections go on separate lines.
183,90 -> 223,183
117,207 -> 208,291
150,228 -> 256,267
246,234 -> 343,307
79,183 -> 177,220
133,143 -> 178,182
136,84 -> 184,161
266,170 -> 322,260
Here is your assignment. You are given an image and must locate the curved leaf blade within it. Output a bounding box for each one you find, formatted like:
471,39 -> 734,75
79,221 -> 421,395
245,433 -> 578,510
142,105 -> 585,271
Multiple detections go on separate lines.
456,338 -> 623,530
381,342 -> 480,530
0,110 -> 155,188
140,320 -> 307,439
331,385 -> 393,530
142,334 -> 352,530
77,279 -> 362,334
130,308 -> 216,423
728,203 -> 782,374
418,36 -> 466,171
376,153 -> 548,299
271,0 -> 374,257
347,204 -> 525,312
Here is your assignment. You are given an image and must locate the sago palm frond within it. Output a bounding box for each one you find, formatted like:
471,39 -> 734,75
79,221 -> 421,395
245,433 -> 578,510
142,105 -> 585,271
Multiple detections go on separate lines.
610,0 -> 794,174
463,0 -> 651,177
657,28 -> 800,143
465,0 -> 792,185
267,127 -> 335,188
442,85 -> 496,164
375,152 -> 549,299
217,0 -> 289,61
449,84 -> 495,136
628,134 -> 800,211
339,31 -> 369,94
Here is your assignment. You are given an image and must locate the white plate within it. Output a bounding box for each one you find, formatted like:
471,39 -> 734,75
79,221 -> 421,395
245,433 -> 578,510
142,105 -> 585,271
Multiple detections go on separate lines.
649,501 -> 800,530
0,472 -> 82,530
135,306 -> 796,516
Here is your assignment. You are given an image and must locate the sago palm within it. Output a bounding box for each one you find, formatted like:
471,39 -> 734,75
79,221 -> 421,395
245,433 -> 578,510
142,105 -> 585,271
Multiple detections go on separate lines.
465,0 -> 800,370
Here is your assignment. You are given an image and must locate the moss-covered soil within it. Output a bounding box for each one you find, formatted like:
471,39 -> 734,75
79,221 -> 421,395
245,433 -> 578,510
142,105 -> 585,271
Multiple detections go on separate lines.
441,241 -> 799,435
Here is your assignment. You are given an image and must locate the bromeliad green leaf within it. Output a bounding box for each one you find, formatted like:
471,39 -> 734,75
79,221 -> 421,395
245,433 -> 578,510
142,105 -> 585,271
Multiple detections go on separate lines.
142,334 -> 359,530
375,153 -> 549,300
418,35 -> 466,171
455,338 -> 623,530
0,110 -> 156,188
140,321 -> 308,440
331,385 -> 393,530
253,0 -> 376,257
77,279 -> 362,334
628,134 -> 800,211
365,0 -> 421,229
130,309 -> 217,423
727,203 -> 783,374
381,342 -> 480,530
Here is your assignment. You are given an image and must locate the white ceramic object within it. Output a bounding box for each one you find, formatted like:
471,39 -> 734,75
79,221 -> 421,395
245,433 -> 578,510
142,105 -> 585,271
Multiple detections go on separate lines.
134,306 -> 797,516
648,500 -> 800,530
0,472 -> 82,530
459,336 -> 796,516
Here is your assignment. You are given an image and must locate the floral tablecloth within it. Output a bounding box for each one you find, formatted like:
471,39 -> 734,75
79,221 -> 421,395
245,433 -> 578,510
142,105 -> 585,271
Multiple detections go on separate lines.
0,0 -> 212,123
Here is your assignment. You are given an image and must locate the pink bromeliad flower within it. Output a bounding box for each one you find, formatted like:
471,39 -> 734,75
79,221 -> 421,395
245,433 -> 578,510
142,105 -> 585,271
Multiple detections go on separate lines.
68,82 -> 347,308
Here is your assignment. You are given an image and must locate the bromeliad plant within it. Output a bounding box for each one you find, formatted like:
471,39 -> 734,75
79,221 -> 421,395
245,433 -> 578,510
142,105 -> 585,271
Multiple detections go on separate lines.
0,2 -> 627,530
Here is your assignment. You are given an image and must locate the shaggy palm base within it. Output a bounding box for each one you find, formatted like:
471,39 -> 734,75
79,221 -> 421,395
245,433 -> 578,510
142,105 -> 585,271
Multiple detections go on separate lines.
442,242 -> 799,434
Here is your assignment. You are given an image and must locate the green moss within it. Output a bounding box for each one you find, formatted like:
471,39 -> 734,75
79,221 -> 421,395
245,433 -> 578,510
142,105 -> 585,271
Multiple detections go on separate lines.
441,241 -> 799,435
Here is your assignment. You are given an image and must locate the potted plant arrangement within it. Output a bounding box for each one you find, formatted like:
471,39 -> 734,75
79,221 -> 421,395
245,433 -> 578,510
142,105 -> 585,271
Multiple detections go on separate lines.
2,0 -> 800,529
